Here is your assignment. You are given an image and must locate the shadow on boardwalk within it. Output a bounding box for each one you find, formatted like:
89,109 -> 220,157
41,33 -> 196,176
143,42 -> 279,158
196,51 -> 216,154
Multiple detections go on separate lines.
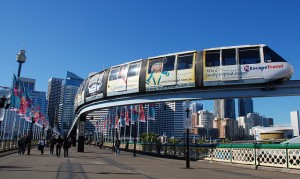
0,145 -> 299,179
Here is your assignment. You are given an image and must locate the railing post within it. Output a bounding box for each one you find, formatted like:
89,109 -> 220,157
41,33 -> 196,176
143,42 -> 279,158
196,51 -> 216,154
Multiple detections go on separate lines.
285,143 -> 289,169
211,144 -> 214,161
254,143 -> 257,166
230,143 -> 233,163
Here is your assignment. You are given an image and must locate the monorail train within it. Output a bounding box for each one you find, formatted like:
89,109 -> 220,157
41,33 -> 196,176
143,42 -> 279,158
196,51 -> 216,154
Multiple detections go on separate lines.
74,44 -> 294,111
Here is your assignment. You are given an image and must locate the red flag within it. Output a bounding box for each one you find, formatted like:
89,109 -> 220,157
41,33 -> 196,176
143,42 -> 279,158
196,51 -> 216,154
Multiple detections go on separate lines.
139,104 -> 145,122
115,108 -> 119,128
125,107 -> 130,126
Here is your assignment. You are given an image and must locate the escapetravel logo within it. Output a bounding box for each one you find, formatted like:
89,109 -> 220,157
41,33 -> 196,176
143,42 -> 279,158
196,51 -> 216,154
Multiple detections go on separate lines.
244,64 -> 283,72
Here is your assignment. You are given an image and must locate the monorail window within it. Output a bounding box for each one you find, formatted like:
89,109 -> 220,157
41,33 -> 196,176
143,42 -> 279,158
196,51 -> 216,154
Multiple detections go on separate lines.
128,62 -> 141,77
109,67 -> 120,81
177,53 -> 194,70
163,56 -> 175,71
239,48 -> 260,65
148,56 -> 175,73
263,46 -> 287,63
118,64 -> 128,80
205,50 -> 220,67
222,49 -> 236,66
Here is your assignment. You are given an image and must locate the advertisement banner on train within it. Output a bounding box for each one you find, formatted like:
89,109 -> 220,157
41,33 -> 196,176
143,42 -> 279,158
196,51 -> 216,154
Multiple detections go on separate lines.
85,71 -> 105,102
126,62 -> 141,93
77,80 -> 87,106
107,62 -> 141,96
146,54 -> 195,91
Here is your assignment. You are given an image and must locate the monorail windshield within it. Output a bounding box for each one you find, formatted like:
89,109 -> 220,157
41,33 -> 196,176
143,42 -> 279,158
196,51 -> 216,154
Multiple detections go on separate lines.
263,46 -> 287,63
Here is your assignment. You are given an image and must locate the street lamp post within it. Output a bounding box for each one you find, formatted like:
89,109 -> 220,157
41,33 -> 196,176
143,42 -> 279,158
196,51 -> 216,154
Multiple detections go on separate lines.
182,100 -> 191,169
16,50 -> 26,78
27,116 -> 35,155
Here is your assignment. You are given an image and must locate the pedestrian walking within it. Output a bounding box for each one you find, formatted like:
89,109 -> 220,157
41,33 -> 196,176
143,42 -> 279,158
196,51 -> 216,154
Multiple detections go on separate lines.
63,138 -> 71,158
56,136 -> 63,157
38,138 -> 45,155
50,135 -> 57,155
22,135 -> 28,154
156,139 -> 162,156
114,139 -> 121,156
17,135 -> 25,155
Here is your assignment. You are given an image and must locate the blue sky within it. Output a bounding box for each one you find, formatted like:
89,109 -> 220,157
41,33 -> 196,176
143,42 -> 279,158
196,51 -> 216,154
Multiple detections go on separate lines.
1,1 -> 300,125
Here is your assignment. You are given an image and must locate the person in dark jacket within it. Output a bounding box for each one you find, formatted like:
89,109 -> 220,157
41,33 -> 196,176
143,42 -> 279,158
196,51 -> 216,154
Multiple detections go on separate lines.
63,138 -> 71,158
56,136 -> 63,157
38,138 -> 45,155
114,139 -> 121,156
50,136 -> 57,155
17,136 -> 25,155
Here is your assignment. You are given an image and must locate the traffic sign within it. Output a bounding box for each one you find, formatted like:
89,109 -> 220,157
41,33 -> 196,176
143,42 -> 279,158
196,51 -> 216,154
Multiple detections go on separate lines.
183,118 -> 192,129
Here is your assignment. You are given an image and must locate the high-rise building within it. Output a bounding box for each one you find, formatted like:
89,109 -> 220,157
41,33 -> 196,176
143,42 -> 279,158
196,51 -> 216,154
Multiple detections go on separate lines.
238,98 -> 253,117
213,117 -> 238,139
191,101 -> 203,114
18,77 -> 35,92
290,111 -> 300,136
196,110 -> 214,128
47,78 -> 63,127
30,91 -> 48,115
156,102 -> 184,138
58,71 -> 83,136
237,116 -> 254,137
214,99 -> 235,119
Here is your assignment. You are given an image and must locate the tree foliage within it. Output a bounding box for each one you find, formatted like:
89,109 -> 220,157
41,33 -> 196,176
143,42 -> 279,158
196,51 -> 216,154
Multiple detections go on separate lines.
140,132 -> 159,143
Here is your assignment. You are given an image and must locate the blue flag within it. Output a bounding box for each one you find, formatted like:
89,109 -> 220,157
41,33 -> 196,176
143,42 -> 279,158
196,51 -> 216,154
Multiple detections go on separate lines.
149,103 -> 156,120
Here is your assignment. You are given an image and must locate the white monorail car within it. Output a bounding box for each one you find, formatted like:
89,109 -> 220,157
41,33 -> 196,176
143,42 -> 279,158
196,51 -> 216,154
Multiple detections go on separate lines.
75,44 -> 293,110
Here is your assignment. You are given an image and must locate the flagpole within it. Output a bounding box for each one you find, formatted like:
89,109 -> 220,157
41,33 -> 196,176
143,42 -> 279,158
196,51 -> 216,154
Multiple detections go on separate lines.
22,119 -> 25,136
123,108 -> 126,143
17,115 -> 22,140
10,112 -> 17,140
106,112 -> 108,142
137,105 -> 140,143
124,107 -> 127,143
129,106 -> 132,142
2,109 -> 8,139
147,104 -> 149,143
109,109 -> 112,142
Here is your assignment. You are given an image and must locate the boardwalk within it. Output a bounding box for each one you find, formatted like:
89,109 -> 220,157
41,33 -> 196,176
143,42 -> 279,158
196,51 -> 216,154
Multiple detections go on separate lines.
0,145 -> 299,179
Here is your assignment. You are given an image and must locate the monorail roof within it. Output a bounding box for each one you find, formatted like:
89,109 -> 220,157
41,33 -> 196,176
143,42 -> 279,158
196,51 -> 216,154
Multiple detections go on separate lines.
204,44 -> 266,51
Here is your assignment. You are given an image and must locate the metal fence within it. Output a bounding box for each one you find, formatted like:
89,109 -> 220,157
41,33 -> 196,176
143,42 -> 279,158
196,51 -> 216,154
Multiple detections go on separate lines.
104,142 -> 300,170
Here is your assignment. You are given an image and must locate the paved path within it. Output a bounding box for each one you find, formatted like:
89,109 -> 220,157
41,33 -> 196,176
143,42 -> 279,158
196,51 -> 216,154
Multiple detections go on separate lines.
0,145 -> 299,179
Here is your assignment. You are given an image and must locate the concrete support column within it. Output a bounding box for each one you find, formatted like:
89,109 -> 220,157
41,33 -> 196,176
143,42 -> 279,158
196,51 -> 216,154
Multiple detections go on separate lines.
70,124 -> 77,147
78,114 -> 86,152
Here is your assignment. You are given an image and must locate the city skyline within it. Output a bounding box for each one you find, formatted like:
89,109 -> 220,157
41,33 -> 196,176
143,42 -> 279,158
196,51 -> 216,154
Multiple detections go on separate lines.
1,1 -> 300,125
